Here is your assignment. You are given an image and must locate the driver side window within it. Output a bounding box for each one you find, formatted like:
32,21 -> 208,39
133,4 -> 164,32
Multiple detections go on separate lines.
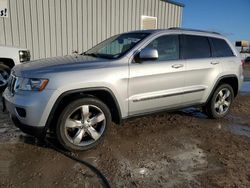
146,35 -> 180,61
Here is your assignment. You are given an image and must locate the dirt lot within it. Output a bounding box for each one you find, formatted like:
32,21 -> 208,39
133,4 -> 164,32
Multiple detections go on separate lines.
0,66 -> 250,188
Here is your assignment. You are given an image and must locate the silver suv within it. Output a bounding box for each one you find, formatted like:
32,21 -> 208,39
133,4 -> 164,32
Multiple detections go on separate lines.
3,28 -> 243,151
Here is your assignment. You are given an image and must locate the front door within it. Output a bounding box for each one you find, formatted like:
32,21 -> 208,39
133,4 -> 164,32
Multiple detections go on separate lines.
128,34 -> 186,115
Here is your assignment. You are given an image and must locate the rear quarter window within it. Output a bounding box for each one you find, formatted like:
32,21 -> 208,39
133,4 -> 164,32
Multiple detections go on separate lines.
210,37 -> 235,57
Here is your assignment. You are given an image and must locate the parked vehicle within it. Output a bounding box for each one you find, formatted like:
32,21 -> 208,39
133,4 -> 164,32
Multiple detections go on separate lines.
3,28 -> 243,151
244,56 -> 250,63
0,46 -> 30,91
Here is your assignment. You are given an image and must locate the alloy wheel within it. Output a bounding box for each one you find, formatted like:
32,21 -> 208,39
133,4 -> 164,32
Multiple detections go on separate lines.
64,104 -> 106,147
214,88 -> 231,115
0,69 -> 9,87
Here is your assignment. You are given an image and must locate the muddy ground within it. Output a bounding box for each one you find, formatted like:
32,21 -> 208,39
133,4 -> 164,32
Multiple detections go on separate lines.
0,65 -> 250,188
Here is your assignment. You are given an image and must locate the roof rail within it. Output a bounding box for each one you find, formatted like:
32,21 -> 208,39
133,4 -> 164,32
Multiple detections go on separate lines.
168,27 -> 221,35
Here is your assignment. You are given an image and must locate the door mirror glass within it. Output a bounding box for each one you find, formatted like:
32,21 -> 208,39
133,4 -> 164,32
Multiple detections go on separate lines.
139,48 -> 159,60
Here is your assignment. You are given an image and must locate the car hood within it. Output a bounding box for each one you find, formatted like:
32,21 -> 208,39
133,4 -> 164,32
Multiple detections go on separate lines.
13,55 -> 110,77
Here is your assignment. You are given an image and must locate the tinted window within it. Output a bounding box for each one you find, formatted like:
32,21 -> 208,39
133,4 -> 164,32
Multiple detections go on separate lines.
210,37 -> 234,57
181,35 -> 211,59
146,35 -> 179,61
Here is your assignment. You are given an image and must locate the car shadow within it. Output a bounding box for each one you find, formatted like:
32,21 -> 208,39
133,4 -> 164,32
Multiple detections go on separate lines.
19,134 -> 67,151
177,107 -> 208,119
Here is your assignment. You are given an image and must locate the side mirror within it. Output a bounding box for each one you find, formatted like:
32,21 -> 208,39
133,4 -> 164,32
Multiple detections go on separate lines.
139,48 -> 158,60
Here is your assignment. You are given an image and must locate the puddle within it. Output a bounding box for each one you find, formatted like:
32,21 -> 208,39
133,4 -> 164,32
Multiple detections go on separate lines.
227,124 -> 250,138
244,77 -> 250,82
240,81 -> 250,93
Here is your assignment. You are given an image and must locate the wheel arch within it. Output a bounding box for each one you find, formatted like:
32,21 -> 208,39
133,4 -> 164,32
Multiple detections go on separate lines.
0,58 -> 15,69
46,87 -> 122,131
206,74 -> 239,104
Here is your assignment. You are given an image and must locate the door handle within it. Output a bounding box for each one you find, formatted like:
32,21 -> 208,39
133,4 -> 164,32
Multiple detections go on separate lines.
211,61 -> 220,65
172,64 -> 184,69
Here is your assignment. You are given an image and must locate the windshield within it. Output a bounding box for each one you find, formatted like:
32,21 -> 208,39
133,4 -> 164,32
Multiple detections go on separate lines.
83,33 -> 150,59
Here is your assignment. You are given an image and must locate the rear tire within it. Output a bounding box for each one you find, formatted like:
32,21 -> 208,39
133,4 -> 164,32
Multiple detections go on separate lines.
0,64 -> 11,92
205,84 -> 234,119
56,97 -> 111,151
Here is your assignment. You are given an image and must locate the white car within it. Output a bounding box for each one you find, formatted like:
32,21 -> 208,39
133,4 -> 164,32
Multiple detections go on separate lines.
0,45 -> 30,91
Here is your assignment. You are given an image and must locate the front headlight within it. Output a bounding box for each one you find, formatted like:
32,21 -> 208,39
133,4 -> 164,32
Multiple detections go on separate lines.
16,78 -> 49,91
19,50 -> 31,62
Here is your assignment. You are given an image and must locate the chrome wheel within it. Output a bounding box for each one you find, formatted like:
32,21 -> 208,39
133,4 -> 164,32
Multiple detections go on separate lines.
0,69 -> 9,87
64,105 -> 106,147
214,88 -> 231,115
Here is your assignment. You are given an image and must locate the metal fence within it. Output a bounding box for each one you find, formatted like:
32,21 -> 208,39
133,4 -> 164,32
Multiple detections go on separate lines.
0,0 -> 183,60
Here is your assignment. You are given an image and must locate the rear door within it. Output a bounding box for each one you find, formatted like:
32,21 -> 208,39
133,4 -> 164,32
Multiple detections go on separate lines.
209,37 -> 238,74
128,34 -> 186,115
180,34 -> 223,105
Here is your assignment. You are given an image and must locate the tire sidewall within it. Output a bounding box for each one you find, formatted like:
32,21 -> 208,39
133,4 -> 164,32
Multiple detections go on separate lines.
209,84 -> 234,118
56,97 -> 111,151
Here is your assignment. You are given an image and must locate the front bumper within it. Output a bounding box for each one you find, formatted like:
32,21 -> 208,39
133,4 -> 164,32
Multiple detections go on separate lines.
11,115 -> 46,138
3,88 -> 56,130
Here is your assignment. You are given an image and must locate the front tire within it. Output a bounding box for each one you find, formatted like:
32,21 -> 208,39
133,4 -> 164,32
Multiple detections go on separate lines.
56,97 -> 111,151
205,84 -> 234,119
0,64 -> 11,91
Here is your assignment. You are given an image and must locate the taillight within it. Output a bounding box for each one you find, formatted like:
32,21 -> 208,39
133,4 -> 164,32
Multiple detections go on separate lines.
241,60 -> 245,66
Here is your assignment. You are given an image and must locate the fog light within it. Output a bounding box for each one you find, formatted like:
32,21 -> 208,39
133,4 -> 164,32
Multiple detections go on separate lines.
16,107 -> 26,118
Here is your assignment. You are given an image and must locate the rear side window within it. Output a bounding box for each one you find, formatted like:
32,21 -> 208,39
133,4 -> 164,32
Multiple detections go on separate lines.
181,35 -> 211,59
210,37 -> 234,57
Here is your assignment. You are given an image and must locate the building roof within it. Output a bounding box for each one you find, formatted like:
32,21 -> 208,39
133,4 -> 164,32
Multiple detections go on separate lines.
165,0 -> 185,7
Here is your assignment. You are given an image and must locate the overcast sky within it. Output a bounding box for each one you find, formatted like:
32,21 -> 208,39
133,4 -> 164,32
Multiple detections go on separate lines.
177,0 -> 250,44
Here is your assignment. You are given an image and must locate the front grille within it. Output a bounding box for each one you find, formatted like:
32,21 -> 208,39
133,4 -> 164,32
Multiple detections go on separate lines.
7,74 -> 17,95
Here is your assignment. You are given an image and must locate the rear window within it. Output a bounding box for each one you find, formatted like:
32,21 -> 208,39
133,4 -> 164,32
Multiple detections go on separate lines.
210,37 -> 234,57
181,35 -> 211,59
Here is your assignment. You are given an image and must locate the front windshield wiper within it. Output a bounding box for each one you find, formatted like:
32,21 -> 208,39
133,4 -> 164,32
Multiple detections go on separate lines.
83,52 -> 99,57
83,52 -> 115,59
